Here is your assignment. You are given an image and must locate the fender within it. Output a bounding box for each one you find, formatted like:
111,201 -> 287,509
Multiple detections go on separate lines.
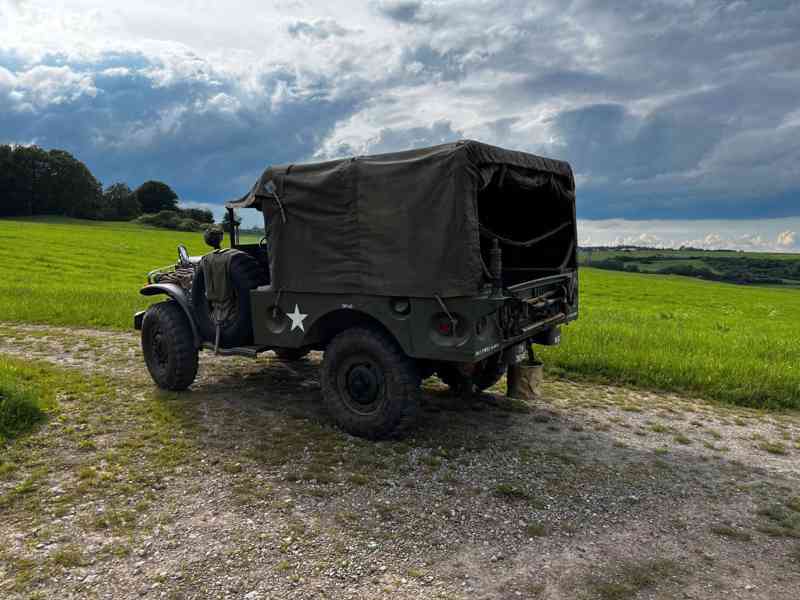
138,283 -> 202,348
301,307 -> 414,356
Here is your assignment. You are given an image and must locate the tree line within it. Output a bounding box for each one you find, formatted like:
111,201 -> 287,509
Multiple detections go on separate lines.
0,144 -> 214,230
587,253 -> 800,286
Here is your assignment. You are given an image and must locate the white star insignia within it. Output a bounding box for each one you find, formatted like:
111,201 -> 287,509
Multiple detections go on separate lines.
287,304 -> 308,332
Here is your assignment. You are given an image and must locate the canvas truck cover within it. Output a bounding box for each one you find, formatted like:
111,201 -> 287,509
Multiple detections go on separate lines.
227,140 -> 576,298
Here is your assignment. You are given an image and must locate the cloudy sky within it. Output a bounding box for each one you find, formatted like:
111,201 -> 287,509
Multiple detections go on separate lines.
1,0 -> 798,250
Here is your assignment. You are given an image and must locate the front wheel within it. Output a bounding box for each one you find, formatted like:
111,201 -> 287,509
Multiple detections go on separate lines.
321,328 -> 419,439
141,301 -> 198,391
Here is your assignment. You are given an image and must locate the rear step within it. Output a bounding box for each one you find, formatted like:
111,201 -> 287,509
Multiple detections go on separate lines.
521,312 -> 566,335
507,272 -> 571,293
500,312 -> 566,346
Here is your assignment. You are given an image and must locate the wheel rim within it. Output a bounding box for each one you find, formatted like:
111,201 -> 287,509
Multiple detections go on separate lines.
150,325 -> 169,371
337,356 -> 385,416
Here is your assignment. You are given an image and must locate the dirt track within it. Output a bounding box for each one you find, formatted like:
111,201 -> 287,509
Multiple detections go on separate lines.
1,322 -> 799,599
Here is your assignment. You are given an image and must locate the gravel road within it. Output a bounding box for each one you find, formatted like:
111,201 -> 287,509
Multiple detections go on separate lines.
1,322 -> 799,599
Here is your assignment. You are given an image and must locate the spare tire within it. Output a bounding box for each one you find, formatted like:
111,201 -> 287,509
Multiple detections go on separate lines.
192,251 -> 266,347
437,354 -> 506,394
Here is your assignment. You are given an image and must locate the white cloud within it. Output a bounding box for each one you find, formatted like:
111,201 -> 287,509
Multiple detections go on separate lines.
1,0 -> 799,220
579,218 -> 800,253
777,230 -> 796,248
6,65 -> 97,108
0,65 -> 15,88
203,92 -> 241,114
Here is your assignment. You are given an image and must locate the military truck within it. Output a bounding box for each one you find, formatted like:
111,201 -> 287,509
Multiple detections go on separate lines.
134,140 -> 579,438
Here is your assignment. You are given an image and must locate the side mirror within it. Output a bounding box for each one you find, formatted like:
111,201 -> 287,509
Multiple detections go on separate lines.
177,244 -> 190,266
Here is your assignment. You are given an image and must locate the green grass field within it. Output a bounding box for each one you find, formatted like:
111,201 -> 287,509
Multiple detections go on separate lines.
0,358 -> 55,443
0,217 -> 798,410
539,268 -> 800,409
0,217 -> 256,328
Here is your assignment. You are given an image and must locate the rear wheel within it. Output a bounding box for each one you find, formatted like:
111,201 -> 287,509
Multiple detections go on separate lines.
141,301 -> 198,391
321,328 -> 419,439
437,355 -> 506,394
474,354 -> 506,391
436,364 -> 469,394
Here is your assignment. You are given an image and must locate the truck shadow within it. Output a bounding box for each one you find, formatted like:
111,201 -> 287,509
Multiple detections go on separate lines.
178,354 -> 773,514
193,353 -> 525,441
147,354 -> 799,599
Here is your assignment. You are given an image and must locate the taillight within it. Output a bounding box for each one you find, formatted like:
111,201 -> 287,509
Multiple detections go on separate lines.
437,321 -> 453,335
430,312 -> 467,343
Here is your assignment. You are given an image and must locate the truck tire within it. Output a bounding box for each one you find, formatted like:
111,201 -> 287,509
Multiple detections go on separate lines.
321,327 -> 420,439
474,354 -> 506,391
435,365 -> 468,393
437,355 -> 505,394
141,301 -> 198,391
274,348 -> 310,361
192,252 -> 266,347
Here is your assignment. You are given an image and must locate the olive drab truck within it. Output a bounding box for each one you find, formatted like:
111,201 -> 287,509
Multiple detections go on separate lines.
135,140 -> 579,439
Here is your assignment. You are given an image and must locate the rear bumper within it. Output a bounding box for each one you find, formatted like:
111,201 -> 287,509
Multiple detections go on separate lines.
500,312 -> 566,347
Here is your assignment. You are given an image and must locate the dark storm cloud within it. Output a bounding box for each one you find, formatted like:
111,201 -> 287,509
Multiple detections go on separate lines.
2,0 -> 799,220
373,0 -> 423,23
0,55 -> 362,202
371,0 -> 800,219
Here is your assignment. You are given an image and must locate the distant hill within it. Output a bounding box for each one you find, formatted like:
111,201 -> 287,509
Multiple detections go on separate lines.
578,247 -> 800,286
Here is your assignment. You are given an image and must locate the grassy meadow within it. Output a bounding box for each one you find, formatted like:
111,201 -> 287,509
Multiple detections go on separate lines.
0,217 -> 256,329
0,216 -> 798,410
539,268 -> 800,409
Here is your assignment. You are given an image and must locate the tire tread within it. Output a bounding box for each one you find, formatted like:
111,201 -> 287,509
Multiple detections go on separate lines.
142,301 -> 198,390
321,327 -> 419,439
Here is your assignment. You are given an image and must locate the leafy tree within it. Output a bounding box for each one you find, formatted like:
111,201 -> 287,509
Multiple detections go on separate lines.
136,210 -> 209,232
102,183 -> 141,220
47,149 -> 103,219
222,210 -> 241,233
0,145 -> 101,218
0,145 -> 25,216
136,210 -> 180,229
10,145 -> 50,216
135,180 -> 178,214
181,207 -> 214,224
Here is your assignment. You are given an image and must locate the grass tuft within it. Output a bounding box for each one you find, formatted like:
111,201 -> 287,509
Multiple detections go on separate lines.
0,360 -> 54,443
493,482 -> 531,501
755,503 -> 800,538
758,441 -> 788,455
525,522 -> 550,537
584,558 -> 680,600
51,545 -> 85,568
710,525 -> 752,541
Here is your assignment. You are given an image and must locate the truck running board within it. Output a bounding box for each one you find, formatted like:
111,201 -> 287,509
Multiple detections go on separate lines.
201,343 -> 267,358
